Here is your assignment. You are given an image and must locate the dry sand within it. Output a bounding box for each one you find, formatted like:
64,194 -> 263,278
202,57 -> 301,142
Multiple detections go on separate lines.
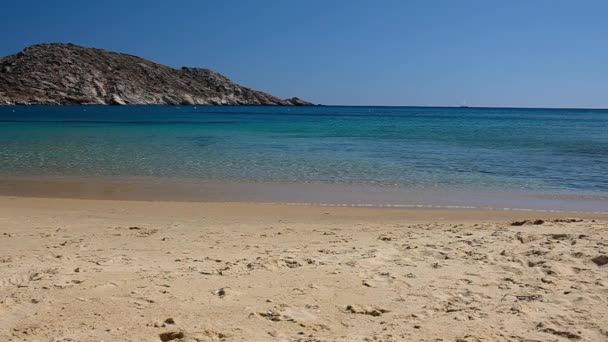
1,196 -> 607,341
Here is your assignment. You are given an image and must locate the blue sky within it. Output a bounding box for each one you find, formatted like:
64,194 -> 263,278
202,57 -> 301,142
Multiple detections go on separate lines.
1,0 -> 606,108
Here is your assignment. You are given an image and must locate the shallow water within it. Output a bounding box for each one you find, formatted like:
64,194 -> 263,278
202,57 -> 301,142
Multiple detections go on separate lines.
0,105 -> 606,210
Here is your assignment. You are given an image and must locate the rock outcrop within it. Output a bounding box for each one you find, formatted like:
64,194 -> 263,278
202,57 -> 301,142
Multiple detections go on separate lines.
0,43 -> 313,106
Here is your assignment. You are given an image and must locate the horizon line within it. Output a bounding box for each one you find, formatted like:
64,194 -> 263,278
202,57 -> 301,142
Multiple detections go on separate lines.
1,104 -> 607,110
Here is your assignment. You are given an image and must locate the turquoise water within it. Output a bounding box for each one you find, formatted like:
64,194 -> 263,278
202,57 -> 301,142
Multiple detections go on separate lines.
0,106 -> 607,195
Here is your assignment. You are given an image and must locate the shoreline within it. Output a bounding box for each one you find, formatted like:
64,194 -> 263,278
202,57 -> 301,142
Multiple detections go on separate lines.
2,194 -> 608,220
1,175 -> 607,213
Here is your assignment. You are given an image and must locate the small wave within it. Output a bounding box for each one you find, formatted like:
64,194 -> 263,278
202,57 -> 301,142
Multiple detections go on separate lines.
263,201 -> 608,214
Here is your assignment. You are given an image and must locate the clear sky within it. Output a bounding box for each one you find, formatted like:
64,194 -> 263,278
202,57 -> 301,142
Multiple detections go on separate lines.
1,0 -> 606,108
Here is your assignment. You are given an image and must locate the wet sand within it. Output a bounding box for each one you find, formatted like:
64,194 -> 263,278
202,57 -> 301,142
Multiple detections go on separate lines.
1,175 -> 607,212
1,196 -> 607,341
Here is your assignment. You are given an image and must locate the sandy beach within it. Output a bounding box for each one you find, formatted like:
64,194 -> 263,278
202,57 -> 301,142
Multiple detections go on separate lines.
1,196 -> 607,341
3,1 -> 608,341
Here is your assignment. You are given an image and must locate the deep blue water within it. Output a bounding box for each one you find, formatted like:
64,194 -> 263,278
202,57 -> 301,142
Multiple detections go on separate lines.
0,105 -> 607,194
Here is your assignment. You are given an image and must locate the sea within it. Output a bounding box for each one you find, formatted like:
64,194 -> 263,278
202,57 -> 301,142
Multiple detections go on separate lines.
0,105 -> 606,212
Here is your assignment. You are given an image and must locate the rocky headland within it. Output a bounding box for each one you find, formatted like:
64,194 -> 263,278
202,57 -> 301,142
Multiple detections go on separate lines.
0,43 -> 312,106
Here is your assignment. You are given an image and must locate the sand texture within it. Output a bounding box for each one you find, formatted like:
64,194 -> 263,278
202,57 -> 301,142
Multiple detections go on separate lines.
1,197 -> 607,341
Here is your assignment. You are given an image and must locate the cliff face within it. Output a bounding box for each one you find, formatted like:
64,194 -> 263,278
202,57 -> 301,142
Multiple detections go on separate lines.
0,43 -> 312,106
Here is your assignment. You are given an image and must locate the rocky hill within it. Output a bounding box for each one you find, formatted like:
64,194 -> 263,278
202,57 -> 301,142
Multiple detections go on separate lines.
0,43 -> 312,106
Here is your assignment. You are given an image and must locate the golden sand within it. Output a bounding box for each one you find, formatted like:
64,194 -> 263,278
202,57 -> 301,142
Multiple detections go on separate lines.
1,196 -> 607,341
